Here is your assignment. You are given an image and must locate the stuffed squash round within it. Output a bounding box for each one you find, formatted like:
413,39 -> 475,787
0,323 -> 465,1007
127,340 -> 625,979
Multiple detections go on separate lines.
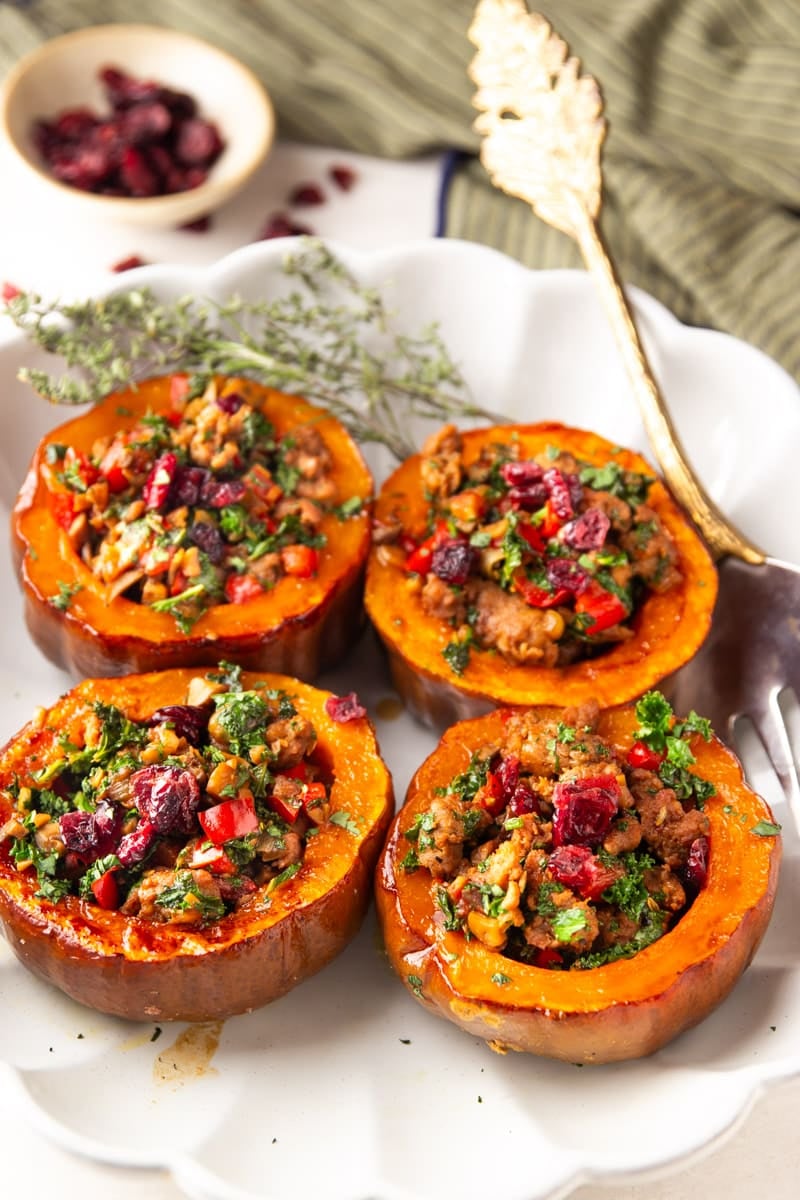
365,421 -> 717,728
0,665 -> 393,1021
375,693 -> 780,1063
13,375 -> 373,679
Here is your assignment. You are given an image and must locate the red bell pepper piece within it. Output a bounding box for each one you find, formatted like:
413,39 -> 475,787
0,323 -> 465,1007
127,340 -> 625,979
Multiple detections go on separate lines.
188,842 -> 238,875
62,446 -> 99,490
281,544 -> 318,578
282,762 -> 308,781
512,570 -> 570,609
302,781 -> 327,813
98,442 -> 130,493
574,581 -> 628,632
91,868 -> 120,910
517,520 -> 546,554
403,521 -> 449,575
476,771 -> 505,817
532,947 -> 564,969
169,373 -> 191,406
269,789 -> 303,824
404,533 -> 437,575
199,793 -> 260,844
50,491 -> 76,531
224,573 -> 264,604
626,741 -> 667,770
538,500 -> 563,539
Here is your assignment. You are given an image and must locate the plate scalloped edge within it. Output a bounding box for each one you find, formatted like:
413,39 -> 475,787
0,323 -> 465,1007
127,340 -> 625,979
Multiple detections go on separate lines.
0,236 -> 798,1200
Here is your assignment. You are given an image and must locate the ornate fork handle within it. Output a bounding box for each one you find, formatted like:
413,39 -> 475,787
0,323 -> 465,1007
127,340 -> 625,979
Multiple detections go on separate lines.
469,0 -> 764,566
572,205 -> 765,565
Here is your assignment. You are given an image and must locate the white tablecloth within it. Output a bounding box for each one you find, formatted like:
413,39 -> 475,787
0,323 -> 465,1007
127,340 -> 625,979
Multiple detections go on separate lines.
0,139 -> 796,1200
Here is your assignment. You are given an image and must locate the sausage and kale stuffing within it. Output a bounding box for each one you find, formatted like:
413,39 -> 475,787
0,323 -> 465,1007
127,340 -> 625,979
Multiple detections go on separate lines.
389,424 -> 681,675
0,665 -> 341,924
401,692 -> 715,969
43,376 -> 365,631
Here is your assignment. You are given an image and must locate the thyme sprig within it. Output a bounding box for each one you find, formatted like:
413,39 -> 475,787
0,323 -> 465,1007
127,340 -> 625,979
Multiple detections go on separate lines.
3,240 -> 503,460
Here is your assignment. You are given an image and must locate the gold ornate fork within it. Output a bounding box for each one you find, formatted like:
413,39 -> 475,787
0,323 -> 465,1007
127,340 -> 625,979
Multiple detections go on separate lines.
468,0 -> 800,823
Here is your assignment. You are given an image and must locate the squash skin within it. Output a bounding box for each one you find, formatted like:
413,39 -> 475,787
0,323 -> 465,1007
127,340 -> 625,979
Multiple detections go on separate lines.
0,668 -> 393,1022
365,422 -> 718,730
12,377 -> 373,680
375,704 -> 781,1064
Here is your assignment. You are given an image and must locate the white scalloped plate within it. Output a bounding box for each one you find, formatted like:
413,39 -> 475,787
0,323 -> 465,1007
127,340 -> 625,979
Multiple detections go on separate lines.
0,238 -> 798,1200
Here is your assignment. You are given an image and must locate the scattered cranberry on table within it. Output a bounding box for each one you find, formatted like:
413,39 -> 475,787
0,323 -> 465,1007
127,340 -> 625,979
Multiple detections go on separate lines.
111,254 -> 148,273
33,65 -> 225,198
257,212 -> 314,240
329,164 -> 357,191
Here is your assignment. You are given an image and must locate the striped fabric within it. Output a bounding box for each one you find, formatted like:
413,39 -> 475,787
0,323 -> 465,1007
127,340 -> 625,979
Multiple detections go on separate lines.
1,0 -> 798,381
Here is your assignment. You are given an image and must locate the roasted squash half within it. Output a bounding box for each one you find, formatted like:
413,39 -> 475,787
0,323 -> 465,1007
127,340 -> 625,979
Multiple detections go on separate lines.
0,666 -> 393,1022
375,698 -> 780,1064
365,422 -> 717,729
12,375 -> 373,679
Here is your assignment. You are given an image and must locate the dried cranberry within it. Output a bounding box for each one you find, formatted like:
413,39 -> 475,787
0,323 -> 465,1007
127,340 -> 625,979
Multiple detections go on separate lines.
201,478 -> 246,508
59,800 -> 123,860
172,465 -> 210,506
142,451 -> 178,510
100,66 -> 158,108
111,254 -> 148,273
189,519 -> 224,563
493,754 -> 520,801
119,146 -> 159,196
51,146 -> 113,188
146,143 -> 173,182
290,182 -> 326,206
215,391 -> 244,414
117,820 -> 157,867
257,212 -> 314,240
329,164 -> 357,191
547,844 -> 618,900
506,780 -> 541,817
175,117 -> 224,166
552,776 -> 619,847
430,537 -> 476,585
500,460 -> 541,487
566,472 -> 583,509
546,557 -> 590,594
121,101 -> 172,144
683,835 -> 710,892
507,483 -> 549,511
54,108 -> 98,141
325,692 -> 367,723
131,765 -> 201,836
543,467 -> 574,520
148,704 -> 209,746
218,875 -> 257,902
560,507 -> 611,551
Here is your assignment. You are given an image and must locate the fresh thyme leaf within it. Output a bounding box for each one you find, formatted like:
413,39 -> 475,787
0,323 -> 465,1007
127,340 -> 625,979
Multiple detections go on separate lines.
5,241 -> 504,461
443,637 -> 471,676
50,580 -> 81,611
751,819 -> 781,837
330,810 -> 360,835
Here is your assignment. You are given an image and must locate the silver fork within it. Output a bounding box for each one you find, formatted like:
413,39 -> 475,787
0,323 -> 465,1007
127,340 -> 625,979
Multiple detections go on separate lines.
469,0 -> 800,826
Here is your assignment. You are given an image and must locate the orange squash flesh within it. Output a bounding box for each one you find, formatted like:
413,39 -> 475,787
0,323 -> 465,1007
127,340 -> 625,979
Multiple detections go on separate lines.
365,423 -> 718,729
375,704 -> 781,1064
12,377 -> 373,680
0,668 -> 393,1022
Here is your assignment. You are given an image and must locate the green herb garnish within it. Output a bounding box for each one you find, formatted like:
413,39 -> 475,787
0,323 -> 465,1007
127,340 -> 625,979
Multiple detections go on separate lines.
5,241 -> 501,460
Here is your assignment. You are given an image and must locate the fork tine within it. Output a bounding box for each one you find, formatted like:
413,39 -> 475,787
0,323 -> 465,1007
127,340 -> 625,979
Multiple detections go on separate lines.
746,697 -> 800,831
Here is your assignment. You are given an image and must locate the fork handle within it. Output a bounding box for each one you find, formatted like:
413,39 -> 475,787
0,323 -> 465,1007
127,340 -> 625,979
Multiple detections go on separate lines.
572,204 -> 765,565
